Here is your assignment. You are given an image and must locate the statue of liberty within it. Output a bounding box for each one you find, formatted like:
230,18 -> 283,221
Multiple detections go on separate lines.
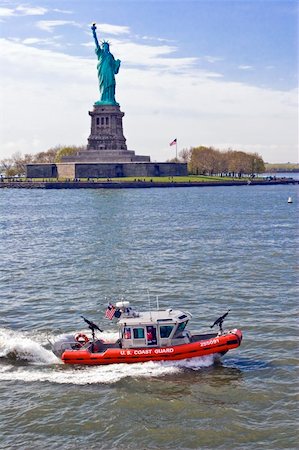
91,23 -> 121,105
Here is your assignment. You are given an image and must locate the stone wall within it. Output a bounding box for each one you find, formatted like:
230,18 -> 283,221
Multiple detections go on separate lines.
62,162 -> 187,178
55,163 -> 75,179
27,162 -> 187,179
61,149 -> 150,163
26,164 -> 57,178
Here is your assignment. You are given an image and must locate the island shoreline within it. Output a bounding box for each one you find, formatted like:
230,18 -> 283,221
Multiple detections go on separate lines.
0,179 -> 297,189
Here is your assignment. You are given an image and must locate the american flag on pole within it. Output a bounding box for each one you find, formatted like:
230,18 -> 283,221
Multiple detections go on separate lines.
105,303 -> 116,320
169,138 -> 177,146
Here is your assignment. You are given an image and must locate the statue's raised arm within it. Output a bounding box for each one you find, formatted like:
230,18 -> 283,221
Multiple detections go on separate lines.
91,23 -> 100,50
91,22 -> 121,106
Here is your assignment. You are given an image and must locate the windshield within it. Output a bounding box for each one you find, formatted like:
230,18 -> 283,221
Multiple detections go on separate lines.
173,321 -> 188,337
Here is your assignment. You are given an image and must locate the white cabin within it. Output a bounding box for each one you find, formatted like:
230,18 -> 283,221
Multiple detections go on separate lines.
116,306 -> 192,349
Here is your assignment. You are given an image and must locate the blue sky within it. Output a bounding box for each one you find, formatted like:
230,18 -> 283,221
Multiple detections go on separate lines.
0,0 -> 298,162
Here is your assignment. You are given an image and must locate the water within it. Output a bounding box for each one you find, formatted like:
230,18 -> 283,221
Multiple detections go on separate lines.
0,185 -> 298,449
262,172 -> 299,180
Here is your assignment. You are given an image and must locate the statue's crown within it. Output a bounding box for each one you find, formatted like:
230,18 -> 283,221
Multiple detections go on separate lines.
101,40 -> 110,46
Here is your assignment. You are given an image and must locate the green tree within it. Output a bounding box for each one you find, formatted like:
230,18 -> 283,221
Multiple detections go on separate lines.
250,153 -> 265,175
55,145 -> 85,163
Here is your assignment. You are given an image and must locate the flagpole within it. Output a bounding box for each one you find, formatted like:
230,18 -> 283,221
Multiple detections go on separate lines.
169,138 -> 177,160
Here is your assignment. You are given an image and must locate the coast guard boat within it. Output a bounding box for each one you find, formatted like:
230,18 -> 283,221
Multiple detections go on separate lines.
52,301 -> 242,365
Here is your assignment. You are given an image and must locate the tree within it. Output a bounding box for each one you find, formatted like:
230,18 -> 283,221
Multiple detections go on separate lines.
0,145 -> 85,177
188,146 -> 265,177
33,147 -> 59,163
250,153 -> 265,175
55,145 -> 86,163
179,148 -> 192,163
227,151 -> 248,177
0,158 -> 18,177
190,146 -> 220,175
11,152 -> 34,176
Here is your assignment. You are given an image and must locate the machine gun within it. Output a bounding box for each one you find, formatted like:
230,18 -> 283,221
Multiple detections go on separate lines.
210,310 -> 230,334
81,316 -> 103,341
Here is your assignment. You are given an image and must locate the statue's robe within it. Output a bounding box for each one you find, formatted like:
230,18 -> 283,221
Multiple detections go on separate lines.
96,48 -> 120,104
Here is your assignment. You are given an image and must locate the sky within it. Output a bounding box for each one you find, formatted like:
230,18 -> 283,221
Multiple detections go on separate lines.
0,0 -> 298,163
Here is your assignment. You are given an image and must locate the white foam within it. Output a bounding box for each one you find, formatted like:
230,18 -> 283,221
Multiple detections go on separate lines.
0,355 -> 216,385
0,328 -> 60,364
0,327 -> 216,385
162,354 -> 217,370
0,360 -> 178,384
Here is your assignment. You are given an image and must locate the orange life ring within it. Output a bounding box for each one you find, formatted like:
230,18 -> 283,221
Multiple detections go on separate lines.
75,333 -> 89,345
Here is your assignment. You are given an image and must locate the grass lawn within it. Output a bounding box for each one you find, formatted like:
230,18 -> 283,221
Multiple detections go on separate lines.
107,175 -> 246,182
5,175 -> 251,183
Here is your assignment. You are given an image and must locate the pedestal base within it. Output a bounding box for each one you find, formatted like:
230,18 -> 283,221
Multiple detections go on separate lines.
61,103 -> 151,163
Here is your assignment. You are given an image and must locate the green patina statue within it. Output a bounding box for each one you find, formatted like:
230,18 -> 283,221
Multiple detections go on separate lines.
91,23 -> 121,106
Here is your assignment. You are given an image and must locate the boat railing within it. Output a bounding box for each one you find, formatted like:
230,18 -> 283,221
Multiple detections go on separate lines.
56,340 -> 89,353
190,332 -> 218,342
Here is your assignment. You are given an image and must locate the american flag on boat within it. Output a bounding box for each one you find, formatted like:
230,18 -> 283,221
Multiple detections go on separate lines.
105,303 -> 116,320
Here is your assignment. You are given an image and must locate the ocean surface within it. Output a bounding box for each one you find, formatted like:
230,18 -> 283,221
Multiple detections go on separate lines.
0,184 -> 298,449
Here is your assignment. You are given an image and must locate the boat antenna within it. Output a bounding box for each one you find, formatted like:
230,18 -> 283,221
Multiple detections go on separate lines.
210,310 -> 230,334
147,290 -> 152,320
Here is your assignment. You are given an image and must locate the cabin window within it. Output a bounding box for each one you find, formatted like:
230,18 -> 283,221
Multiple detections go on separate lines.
160,325 -> 174,338
177,321 -> 188,332
133,328 -> 145,339
123,327 -> 131,339
146,326 -> 157,345
174,321 -> 188,337
101,117 -> 104,125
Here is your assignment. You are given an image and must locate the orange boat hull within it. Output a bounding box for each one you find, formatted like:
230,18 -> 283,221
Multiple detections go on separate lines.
61,329 -> 242,365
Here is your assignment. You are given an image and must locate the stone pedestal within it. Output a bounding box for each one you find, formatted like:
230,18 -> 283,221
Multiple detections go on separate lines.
87,104 -> 127,151
61,104 -> 150,163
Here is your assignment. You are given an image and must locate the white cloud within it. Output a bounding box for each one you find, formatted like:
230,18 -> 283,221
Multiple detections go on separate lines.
0,7 -> 14,16
0,39 -> 297,163
53,8 -> 73,14
140,35 -> 174,43
36,20 -> 80,33
96,23 -> 130,35
203,55 -> 223,63
82,38 -> 199,72
22,37 -> 40,45
21,36 -> 63,47
111,39 -> 199,71
16,5 -> 47,15
238,65 -> 254,70
0,5 -> 47,17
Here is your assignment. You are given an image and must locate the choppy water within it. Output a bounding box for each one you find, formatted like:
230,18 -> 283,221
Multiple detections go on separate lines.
0,185 -> 298,449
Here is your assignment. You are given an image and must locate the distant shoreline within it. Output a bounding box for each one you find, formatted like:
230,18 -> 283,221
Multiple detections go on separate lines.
264,165 -> 299,173
265,169 -> 299,173
1,178 -> 298,189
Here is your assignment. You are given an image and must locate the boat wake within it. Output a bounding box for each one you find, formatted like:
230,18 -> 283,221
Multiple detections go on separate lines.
0,327 -> 217,385
0,327 -> 59,364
